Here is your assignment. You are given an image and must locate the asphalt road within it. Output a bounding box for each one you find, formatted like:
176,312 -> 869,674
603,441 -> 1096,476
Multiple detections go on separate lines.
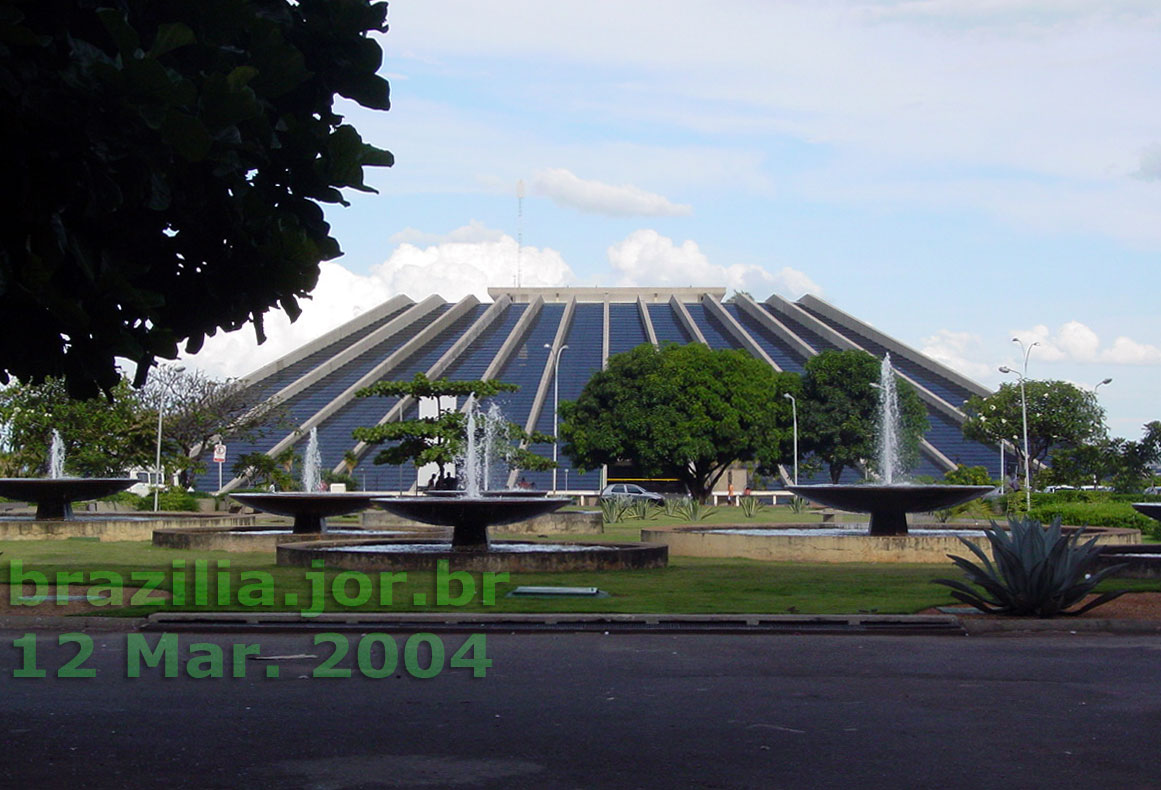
2,628 -> 1159,789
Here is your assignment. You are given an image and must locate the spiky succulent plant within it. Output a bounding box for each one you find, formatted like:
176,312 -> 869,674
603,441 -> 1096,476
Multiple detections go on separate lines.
933,516 -> 1127,617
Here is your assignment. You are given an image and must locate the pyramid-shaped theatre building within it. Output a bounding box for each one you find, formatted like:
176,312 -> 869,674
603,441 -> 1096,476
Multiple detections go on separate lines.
201,287 -> 1001,494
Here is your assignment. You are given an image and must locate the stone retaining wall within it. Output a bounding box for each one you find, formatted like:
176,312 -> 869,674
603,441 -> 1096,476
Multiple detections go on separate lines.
360,509 -> 603,535
641,524 -> 1140,564
0,514 -> 255,542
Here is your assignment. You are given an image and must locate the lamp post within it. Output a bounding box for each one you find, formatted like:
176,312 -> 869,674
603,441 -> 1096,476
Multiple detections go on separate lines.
543,343 -> 568,493
1094,377 -> 1112,393
782,392 -> 798,486
154,366 -> 185,510
1000,338 -> 1038,510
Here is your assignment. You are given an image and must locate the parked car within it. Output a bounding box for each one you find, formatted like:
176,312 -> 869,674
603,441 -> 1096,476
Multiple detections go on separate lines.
599,483 -> 664,504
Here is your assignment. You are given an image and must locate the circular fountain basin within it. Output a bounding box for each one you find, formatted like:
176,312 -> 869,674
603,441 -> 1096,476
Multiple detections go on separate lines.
0,477 -> 137,520
0,512 -> 255,541
277,537 -> 668,573
373,495 -> 569,550
230,492 -> 380,534
152,524 -> 427,552
1132,503 -> 1161,522
788,484 -> 995,536
1096,505 -> 1161,577
642,523 -> 1140,564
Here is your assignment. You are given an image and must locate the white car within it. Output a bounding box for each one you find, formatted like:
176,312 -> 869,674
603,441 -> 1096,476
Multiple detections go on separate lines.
599,484 -> 664,504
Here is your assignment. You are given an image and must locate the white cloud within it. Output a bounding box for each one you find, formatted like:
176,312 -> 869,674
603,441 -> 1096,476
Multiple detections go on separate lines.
1137,143 -> 1161,181
919,329 -> 995,381
1013,322 -> 1161,365
389,220 -> 504,246
605,229 -> 822,299
371,233 -> 573,301
186,224 -> 574,379
1104,336 -> 1161,365
530,168 -> 692,217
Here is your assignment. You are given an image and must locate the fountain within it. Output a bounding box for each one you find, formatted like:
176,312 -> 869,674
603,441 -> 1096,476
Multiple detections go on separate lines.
642,355 -> 1035,563
788,354 -> 993,536
229,428 -> 379,534
0,431 -> 252,540
0,430 -> 137,520
278,398 -> 668,572
1090,503 -> 1161,578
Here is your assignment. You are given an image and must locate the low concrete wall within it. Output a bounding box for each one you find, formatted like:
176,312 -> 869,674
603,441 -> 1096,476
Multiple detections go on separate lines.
361,509 -> 603,535
641,524 -> 1140,564
0,514 -> 255,542
1096,545 -> 1161,578
277,538 -> 665,573
152,525 -> 429,552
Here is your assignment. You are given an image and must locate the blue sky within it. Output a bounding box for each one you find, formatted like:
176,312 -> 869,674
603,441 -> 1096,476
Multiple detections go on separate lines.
192,1 -> 1160,439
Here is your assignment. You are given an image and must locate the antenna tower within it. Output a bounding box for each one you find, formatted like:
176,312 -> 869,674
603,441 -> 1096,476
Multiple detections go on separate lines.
515,179 -> 524,288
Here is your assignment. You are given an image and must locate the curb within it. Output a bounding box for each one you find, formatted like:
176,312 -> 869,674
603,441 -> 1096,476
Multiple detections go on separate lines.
2,612 -> 1159,636
139,611 -> 967,635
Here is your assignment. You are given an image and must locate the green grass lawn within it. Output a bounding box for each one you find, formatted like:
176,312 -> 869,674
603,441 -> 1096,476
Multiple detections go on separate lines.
3,533 -> 1157,618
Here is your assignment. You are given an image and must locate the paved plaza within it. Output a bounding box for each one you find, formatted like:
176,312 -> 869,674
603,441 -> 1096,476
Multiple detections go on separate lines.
3,626 -> 1159,788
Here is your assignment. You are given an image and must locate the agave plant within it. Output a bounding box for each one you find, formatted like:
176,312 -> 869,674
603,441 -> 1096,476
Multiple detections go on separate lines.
674,496 -> 717,522
599,496 -> 631,524
933,516 -> 1127,617
626,498 -> 660,520
739,495 -> 764,518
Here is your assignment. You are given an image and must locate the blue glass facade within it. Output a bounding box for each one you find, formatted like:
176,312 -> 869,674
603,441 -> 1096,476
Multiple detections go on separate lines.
204,291 -> 1001,494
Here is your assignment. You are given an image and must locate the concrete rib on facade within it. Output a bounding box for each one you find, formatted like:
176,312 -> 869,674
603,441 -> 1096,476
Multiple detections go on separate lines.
200,287 -> 1002,495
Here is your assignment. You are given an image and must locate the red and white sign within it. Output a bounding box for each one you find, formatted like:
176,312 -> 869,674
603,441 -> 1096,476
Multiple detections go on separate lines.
212,444 -> 227,463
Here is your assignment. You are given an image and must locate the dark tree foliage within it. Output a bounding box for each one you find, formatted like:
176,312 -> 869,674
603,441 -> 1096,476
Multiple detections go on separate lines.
0,0 -> 392,398
1043,421 -> 1161,492
799,349 -> 929,484
0,376 -> 155,476
559,343 -> 797,502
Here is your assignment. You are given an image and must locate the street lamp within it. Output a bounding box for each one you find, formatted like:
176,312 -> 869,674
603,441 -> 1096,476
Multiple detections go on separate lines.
1094,377 -> 1112,393
782,393 -> 798,486
543,343 -> 568,493
1000,337 -> 1038,510
154,365 -> 185,510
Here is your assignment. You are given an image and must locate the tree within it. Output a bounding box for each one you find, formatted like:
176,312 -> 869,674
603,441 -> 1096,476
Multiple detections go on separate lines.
1043,421 -> 1161,493
0,0 -> 392,398
962,380 -> 1105,489
351,374 -> 554,485
798,350 -> 928,484
0,377 -> 154,476
232,448 -> 296,491
140,364 -> 286,487
559,343 -> 797,502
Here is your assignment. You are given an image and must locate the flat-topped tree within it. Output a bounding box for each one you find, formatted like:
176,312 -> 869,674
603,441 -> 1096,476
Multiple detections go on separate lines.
0,0 -> 392,398
352,374 -> 554,486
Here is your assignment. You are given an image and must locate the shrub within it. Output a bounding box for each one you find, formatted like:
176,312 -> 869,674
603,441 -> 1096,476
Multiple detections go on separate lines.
135,488 -> 200,512
1027,501 -> 1159,539
933,516 -> 1127,617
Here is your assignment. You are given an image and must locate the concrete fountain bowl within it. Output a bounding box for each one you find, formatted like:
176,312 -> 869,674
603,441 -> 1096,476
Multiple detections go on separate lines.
787,484 -> 996,536
0,477 -> 137,520
372,495 -> 569,549
275,493 -> 669,572
229,492 -> 381,534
